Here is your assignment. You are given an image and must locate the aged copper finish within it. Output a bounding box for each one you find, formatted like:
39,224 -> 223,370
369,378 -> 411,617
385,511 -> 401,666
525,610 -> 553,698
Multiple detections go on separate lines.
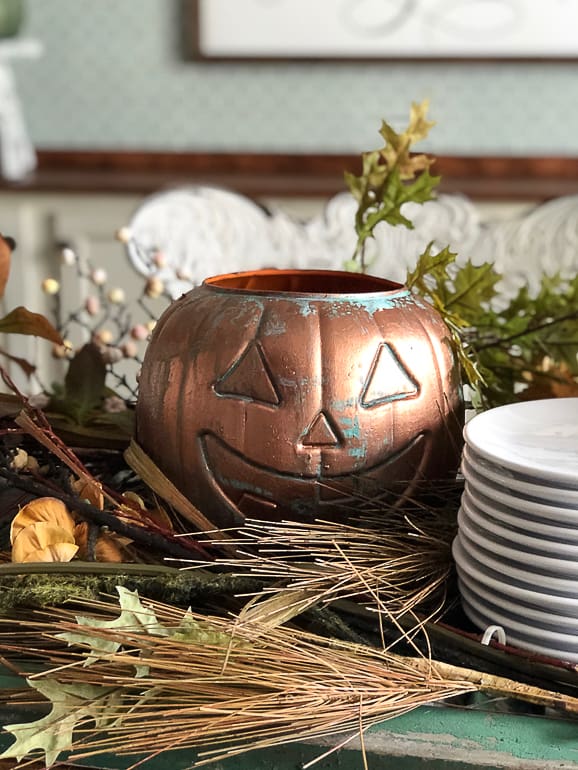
136,269 -> 463,528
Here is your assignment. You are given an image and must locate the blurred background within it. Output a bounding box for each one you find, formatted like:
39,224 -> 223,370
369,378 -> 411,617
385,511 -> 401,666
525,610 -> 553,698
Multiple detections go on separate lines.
2,0 -> 578,393
8,0 -> 578,156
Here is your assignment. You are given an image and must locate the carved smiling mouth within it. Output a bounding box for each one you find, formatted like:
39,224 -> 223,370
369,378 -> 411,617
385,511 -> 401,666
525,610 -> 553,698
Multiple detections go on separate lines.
199,432 -> 429,523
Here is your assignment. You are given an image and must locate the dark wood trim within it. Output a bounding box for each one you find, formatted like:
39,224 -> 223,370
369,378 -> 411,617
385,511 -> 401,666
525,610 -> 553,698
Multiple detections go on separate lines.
1,151 -> 577,201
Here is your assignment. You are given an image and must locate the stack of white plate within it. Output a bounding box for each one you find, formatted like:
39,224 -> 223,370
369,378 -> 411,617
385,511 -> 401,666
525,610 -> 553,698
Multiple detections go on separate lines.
453,397 -> 578,661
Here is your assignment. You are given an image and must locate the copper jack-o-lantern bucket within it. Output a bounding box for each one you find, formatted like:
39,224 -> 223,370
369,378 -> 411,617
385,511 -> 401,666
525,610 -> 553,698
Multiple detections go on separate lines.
136,269 -> 463,528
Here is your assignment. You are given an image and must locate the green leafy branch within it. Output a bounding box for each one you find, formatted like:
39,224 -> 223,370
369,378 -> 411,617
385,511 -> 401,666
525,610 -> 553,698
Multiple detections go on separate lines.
406,243 -> 578,407
345,100 -> 440,271
462,271 -> 578,406
346,104 -> 578,407
406,245 -> 490,395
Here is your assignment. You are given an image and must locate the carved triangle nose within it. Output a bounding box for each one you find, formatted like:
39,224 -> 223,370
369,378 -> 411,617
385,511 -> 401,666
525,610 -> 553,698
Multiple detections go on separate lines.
302,411 -> 341,447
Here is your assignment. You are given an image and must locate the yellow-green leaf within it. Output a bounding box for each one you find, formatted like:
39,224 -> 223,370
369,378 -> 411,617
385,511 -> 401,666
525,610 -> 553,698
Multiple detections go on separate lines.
57,585 -> 168,668
345,100 -> 439,270
1,679 -> 122,767
238,588 -> 318,631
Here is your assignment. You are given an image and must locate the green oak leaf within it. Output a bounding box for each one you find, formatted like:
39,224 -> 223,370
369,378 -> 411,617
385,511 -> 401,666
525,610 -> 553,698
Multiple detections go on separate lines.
1,679 -> 122,767
445,260 -> 501,319
407,245 -> 487,391
57,586 -> 237,676
345,101 -> 439,269
57,585 -> 168,670
171,607 -> 242,647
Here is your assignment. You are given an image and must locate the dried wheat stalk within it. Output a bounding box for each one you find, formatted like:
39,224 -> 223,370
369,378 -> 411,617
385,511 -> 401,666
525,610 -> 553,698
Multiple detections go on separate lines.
1,592 -> 576,769
208,491 -> 458,630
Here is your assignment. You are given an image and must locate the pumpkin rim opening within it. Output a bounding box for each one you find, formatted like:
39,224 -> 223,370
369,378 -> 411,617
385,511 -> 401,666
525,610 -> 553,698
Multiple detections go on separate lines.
204,269 -> 405,296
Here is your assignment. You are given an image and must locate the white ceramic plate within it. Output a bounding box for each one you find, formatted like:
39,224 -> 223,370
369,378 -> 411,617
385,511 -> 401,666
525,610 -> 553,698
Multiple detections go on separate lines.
454,529 -> 578,596
464,398 -> 578,487
460,595 -> 578,663
462,445 -> 578,506
463,466 -> 578,526
460,496 -> 578,560
461,446 -> 578,510
457,508 -> 578,577
463,486 -> 578,543
452,536 -> 578,616
457,571 -> 578,633
459,580 -> 578,649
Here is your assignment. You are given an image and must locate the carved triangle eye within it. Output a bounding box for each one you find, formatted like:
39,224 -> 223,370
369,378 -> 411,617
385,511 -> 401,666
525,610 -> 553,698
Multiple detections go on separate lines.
361,343 -> 419,408
215,342 -> 280,406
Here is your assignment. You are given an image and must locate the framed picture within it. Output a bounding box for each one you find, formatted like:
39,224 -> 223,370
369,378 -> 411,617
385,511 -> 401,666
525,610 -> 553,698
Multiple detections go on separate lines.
189,0 -> 578,61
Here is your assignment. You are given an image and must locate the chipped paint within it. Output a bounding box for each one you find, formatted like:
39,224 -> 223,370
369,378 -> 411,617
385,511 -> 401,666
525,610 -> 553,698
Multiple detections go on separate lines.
340,415 -> 361,439
262,316 -> 287,336
324,289 -> 413,317
331,397 -> 357,411
294,299 -> 318,317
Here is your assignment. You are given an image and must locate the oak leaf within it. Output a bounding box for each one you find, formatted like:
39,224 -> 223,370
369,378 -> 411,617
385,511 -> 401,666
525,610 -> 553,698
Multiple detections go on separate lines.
57,585 -> 169,669
0,679 -> 122,767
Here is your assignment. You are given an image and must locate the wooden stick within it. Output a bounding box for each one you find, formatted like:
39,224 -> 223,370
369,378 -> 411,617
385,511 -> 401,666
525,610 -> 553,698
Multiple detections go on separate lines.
402,656 -> 578,713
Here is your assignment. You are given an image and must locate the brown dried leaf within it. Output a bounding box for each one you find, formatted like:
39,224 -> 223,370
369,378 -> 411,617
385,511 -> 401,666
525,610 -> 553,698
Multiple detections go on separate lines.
0,306 -> 63,344
71,477 -> 104,509
122,491 -> 146,510
121,492 -> 174,531
10,497 -> 75,544
0,345 -> 36,378
124,440 -> 234,550
12,521 -> 78,563
522,364 -> 578,401
74,521 -> 132,563
20,543 -> 79,563
73,521 -> 91,557
94,533 -> 129,563
144,504 -> 174,531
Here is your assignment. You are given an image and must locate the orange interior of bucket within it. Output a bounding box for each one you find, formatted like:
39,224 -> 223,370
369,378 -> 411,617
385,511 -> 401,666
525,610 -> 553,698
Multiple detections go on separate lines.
205,269 -> 402,294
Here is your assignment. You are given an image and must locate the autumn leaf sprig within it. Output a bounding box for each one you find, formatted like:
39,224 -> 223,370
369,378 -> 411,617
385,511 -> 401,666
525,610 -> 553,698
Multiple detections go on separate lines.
346,102 -> 578,407
344,100 -> 440,272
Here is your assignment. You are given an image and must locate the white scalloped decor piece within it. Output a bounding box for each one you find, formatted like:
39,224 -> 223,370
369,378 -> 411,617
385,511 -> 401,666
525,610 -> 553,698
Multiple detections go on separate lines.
124,186 -> 578,300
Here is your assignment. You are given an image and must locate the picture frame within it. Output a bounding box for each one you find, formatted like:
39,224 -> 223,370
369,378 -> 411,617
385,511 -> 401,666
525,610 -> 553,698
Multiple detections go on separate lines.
189,0 -> 578,62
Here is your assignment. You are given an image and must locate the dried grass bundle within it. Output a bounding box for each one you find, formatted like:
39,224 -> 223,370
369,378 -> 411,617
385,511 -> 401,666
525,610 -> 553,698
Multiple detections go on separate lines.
1,588 -> 576,769
213,485 -> 459,629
